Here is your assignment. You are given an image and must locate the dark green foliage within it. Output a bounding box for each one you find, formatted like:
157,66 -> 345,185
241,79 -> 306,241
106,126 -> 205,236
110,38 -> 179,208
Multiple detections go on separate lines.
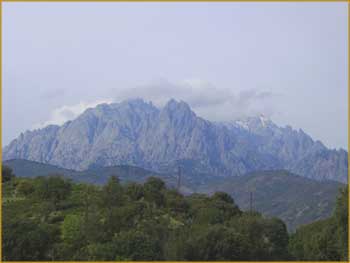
61,214 -> 85,247
3,219 -> 59,261
34,175 -> 72,210
143,176 -> 166,207
2,170 -> 347,261
2,165 -> 15,183
187,192 -> 241,225
16,180 -> 35,196
164,189 -> 189,215
125,182 -> 144,201
227,212 -> 290,260
334,187 -> 348,260
112,230 -> 162,260
101,175 -> 124,208
289,186 -> 348,261
184,225 -> 250,261
5,160 -> 344,232
212,191 -> 235,204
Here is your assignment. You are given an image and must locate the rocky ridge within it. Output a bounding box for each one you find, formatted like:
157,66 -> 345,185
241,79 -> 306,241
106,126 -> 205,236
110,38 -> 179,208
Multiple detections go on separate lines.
3,98 -> 348,182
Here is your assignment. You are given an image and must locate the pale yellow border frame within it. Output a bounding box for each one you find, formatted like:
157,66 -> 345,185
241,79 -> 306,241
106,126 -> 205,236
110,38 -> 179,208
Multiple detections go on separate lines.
0,1 -> 349,262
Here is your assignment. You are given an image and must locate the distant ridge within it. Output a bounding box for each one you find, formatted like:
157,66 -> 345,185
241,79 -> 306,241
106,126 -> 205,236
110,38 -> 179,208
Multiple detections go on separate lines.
3,159 -> 174,186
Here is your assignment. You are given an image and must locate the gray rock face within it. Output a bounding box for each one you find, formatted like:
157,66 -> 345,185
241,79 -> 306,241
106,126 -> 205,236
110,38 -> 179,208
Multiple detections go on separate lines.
3,98 -> 348,182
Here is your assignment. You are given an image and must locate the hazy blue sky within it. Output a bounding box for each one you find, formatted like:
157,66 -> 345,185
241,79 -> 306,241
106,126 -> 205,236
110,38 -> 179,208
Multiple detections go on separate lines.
3,2 -> 348,149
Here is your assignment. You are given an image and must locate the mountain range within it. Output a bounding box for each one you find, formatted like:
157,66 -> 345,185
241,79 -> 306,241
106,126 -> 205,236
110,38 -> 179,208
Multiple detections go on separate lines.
3,98 -> 347,183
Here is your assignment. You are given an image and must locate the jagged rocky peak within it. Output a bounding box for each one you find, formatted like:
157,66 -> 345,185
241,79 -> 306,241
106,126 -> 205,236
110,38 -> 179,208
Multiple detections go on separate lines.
93,98 -> 156,112
2,98 -> 348,183
120,98 -> 158,113
80,98 -> 193,120
226,114 -> 275,131
163,99 -> 193,113
160,99 -> 196,122
77,99 -> 160,125
120,98 -> 155,108
31,124 -> 61,134
246,114 -> 276,129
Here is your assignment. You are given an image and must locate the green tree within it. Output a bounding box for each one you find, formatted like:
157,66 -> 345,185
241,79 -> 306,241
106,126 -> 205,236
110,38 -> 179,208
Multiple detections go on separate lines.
2,165 -> 15,183
164,189 -> 189,215
143,177 -> 166,208
85,242 -> 116,261
16,180 -> 35,196
113,229 -> 163,260
334,186 -> 348,260
261,217 -> 290,260
185,225 -> 250,260
288,218 -> 338,260
4,173 -> 342,261
3,220 -> 58,261
99,176 -> 124,237
34,176 -> 72,210
189,192 -> 241,225
229,212 -> 288,260
61,214 -> 85,249
125,182 -> 144,201
212,191 -> 235,204
101,175 -> 124,208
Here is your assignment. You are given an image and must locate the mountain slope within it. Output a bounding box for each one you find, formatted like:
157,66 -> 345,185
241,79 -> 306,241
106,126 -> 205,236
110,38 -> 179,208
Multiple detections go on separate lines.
198,170 -> 344,231
3,159 -> 78,178
3,98 -> 348,182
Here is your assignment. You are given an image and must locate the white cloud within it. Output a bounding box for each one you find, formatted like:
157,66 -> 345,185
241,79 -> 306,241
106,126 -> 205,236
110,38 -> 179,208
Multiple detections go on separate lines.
33,99 -> 113,129
34,79 -> 277,130
111,79 -> 277,121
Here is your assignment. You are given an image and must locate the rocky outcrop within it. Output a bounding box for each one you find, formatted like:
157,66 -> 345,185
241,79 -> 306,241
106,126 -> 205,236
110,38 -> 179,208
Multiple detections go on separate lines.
3,98 -> 348,183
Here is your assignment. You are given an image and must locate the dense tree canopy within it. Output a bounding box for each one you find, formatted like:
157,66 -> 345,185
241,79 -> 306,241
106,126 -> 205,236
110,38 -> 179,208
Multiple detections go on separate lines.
2,167 -> 348,261
2,165 -> 15,183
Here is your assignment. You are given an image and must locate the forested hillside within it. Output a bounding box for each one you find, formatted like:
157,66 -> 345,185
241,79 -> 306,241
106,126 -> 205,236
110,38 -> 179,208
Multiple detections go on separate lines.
198,170 -> 344,231
4,159 -> 344,231
2,166 -> 348,261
